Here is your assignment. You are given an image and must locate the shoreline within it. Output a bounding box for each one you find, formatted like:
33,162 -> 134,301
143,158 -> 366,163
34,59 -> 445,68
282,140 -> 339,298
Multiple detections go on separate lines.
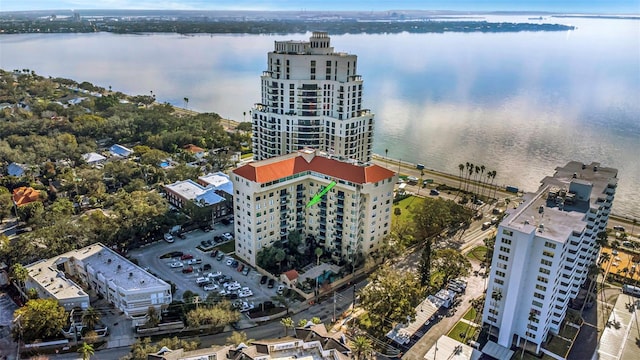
371,154 -> 637,225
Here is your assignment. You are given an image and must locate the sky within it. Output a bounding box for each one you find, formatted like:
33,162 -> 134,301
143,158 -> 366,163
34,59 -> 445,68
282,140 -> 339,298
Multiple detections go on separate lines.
1,0 -> 639,13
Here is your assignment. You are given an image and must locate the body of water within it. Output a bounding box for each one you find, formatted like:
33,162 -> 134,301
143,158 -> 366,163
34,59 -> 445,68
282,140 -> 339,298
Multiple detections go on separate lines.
1,15 -> 638,218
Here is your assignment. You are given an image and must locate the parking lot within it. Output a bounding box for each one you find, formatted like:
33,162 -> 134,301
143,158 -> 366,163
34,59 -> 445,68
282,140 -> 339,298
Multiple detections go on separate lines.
128,223 -> 285,312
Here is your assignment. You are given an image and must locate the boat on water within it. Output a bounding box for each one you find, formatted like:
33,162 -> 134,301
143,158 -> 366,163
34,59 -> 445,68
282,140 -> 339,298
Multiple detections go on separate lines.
528,16 -> 545,20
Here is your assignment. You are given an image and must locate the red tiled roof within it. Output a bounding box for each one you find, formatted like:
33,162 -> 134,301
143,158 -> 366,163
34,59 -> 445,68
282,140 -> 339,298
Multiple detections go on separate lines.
233,153 -> 394,184
183,144 -> 205,153
284,269 -> 299,281
12,186 -> 41,206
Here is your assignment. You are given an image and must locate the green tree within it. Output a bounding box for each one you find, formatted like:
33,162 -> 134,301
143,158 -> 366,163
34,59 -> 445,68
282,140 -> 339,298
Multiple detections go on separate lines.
431,249 -> 471,286
351,335 -> 373,360
12,298 -> 67,342
418,244 -> 432,287
78,342 -> 94,360
297,318 -> 309,327
280,317 -> 294,336
311,317 -> 322,324
315,247 -> 323,265
359,265 -> 423,333
10,263 -> 28,291
81,307 -> 101,332
146,306 -> 160,328
185,302 -> 240,329
272,294 -> 293,315
226,331 -> 253,346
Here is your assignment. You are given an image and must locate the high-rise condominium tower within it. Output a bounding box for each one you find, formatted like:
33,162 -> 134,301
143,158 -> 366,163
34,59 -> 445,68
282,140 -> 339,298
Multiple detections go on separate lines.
252,32 -> 374,162
482,161 -> 617,354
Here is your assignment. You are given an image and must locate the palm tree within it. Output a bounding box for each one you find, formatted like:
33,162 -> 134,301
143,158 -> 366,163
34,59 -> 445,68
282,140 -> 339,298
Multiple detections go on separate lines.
10,264 -> 28,298
315,247 -> 323,266
183,97 -> 189,110
458,164 -> 465,195
474,165 -> 481,198
490,170 -> 498,201
521,310 -> 537,359
479,165 -> 486,199
352,335 -> 373,360
489,288 -> 503,340
465,162 -> 471,192
82,307 -> 101,332
78,342 -> 94,360
280,317 -> 294,336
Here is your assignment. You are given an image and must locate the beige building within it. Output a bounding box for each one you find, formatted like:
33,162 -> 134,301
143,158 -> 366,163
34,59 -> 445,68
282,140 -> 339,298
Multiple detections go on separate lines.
25,243 -> 172,320
231,148 -> 396,267
252,31 -> 374,163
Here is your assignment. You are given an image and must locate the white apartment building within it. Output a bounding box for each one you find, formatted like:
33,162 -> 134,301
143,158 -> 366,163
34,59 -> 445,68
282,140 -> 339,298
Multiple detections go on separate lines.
25,243 -> 172,320
231,148 -> 396,267
252,31 -> 374,163
482,161 -> 617,353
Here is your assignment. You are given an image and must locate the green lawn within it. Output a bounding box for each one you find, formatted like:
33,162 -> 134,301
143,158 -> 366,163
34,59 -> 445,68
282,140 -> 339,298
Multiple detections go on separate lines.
393,195 -> 424,226
214,241 -> 236,254
467,246 -> 488,262
463,307 -> 477,321
543,335 -> 572,358
447,321 -> 478,343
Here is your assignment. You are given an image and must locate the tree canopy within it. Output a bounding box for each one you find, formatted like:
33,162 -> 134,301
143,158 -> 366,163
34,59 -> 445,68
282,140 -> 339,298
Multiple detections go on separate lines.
12,298 -> 67,342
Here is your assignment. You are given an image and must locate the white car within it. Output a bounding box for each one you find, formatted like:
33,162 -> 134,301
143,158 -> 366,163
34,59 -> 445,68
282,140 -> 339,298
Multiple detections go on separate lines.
277,285 -> 286,295
225,282 -> 241,291
240,302 -> 255,312
206,271 -> 222,279
164,233 -> 174,243
187,258 -> 202,265
222,232 -> 233,241
196,277 -> 210,285
226,258 -> 234,266
204,284 -> 219,291
169,261 -> 183,268
238,290 -> 253,298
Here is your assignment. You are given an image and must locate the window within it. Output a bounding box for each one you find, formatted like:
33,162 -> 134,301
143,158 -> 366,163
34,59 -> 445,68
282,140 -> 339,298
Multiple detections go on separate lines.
535,284 -> 547,291
502,229 -> 513,236
499,246 -> 510,253
533,292 -> 545,300
544,241 -> 557,249
501,238 -> 512,245
496,271 -> 506,278
541,259 -> 552,266
532,300 -> 543,308
498,254 -> 509,261
543,250 -> 555,258
539,267 -> 550,275
537,276 -> 548,283
497,263 -> 507,270
495,279 -> 504,285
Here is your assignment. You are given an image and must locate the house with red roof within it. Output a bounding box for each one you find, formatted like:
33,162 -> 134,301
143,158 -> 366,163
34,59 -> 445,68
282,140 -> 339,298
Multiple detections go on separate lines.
231,148 -> 396,267
12,186 -> 41,207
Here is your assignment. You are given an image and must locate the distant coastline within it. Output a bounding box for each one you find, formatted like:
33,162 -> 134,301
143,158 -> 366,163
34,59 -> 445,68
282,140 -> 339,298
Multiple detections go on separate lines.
0,18 -> 575,35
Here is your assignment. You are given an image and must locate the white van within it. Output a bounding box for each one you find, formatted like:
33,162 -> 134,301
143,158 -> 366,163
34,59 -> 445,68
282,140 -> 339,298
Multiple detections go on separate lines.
623,285 -> 640,297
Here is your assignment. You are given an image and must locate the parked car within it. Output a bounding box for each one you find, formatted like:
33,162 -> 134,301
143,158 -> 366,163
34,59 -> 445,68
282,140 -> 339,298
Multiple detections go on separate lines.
242,267 -> 250,276
203,264 -> 212,271
613,225 -> 626,232
238,289 -> 253,298
260,275 -> 268,285
225,282 -> 241,291
267,279 -> 275,288
490,217 -> 499,225
222,232 -> 233,241
430,189 -> 440,196
187,258 -> 202,265
201,240 -> 213,247
182,266 -> 193,273
277,285 -> 286,295
213,235 -> 224,243
226,258 -> 234,266
448,284 -> 463,293
181,254 -> 194,260
482,222 -> 492,230
216,253 -> 225,261
204,284 -> 219,291
206,271 -> 222,279
210,249 -> 219,257
221,218 -> 231,225
196,277 -> 210,285
164,233 -> 174,243
237,264 -> 244,272
169,261 -> 184,268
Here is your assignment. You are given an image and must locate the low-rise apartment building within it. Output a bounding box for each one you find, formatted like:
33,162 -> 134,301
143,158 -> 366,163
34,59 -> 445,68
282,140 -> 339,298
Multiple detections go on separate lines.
231,148 -> 396,267
25,243 -> 172,320
482,161 -> 617,354
164,179 -> 229,219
